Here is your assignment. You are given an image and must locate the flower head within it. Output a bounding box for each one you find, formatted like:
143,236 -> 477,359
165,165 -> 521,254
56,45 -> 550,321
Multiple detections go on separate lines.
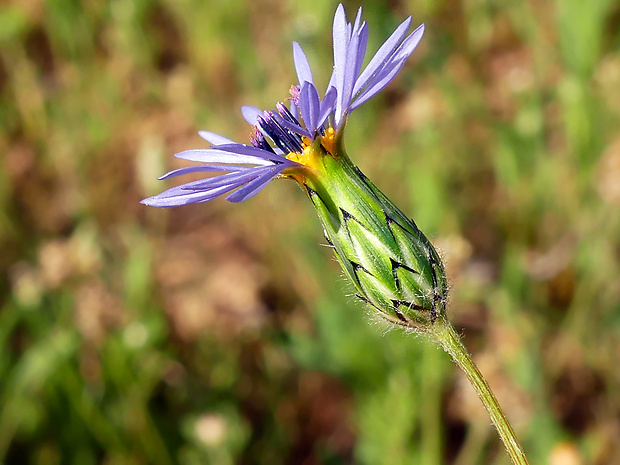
141,4 -> 424,207
142,5 -> 447,330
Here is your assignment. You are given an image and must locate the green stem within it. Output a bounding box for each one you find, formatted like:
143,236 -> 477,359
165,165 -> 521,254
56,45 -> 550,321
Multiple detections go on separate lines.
430,318 -> 530,465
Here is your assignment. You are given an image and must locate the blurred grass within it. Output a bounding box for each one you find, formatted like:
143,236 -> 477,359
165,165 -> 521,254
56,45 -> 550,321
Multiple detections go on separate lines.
1,0 -> 620,464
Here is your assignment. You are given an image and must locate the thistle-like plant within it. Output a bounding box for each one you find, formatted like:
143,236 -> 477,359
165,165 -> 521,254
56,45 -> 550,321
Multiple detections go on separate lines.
142,5 -> 530,464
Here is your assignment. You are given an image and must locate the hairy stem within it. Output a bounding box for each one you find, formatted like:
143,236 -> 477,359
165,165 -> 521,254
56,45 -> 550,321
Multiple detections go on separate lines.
430,318 -> 530,465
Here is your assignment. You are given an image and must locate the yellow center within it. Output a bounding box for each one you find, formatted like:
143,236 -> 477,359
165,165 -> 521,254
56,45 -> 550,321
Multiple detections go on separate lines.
321,127 -> 336,155
283,127 -> 337,182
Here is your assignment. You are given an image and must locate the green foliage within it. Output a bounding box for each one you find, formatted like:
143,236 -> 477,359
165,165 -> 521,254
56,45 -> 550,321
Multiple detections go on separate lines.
1,0 -> 619,464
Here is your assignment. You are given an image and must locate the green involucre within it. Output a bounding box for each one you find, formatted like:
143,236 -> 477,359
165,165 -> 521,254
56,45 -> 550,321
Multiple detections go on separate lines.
302,149 -> 448,330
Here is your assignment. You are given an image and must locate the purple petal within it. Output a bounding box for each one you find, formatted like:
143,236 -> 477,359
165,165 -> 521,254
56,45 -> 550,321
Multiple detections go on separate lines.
332,7 -> 371,126
213,143 -> 288,161
141,183 -> 239,207
241,106 -> 262,125
336,28 -> 362,125
272,113 -> 312,139
299,81 -> 321,133
181,169 -> 265,191
215,141 -> 301,170
351,24 -> 424,111
293,42 -> 314,85
289,101 -> 299,120
158,164 -> 252,180
198,131 -> 235,145
350,58 -> 407,111
393,23 -> 425,61
332,4 -> 349,124
317,86 -> 337,128
353,22 -> 369,80
141,164 -> 285,207
352,7 -> 363,31
175,148 -> 274,166
226,166 -> 282,203
352,17 -> 413,96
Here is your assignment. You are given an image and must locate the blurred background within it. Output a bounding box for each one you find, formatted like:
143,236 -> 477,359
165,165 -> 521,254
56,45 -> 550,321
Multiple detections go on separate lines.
1,0 -> 619,464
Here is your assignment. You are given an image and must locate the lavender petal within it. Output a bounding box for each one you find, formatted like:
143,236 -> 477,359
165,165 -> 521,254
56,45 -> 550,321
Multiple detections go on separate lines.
213,143 -> 290,161
332,3 -> 349,124
273,113 -> 312,139
158,164 -> 252,180
241,106 -> 262,125
299,81 -> 321,133
293,42 -> 314,85
350,57 -> 407,111
352,17 -> 413,96
175,148 -> 275,166
198,130 -> 235,145
180,169 -> 267,191
141,183 -> 238,207
317,86 -> 337,129
226,166 -> 282,203
393,23 -> 425,62
353,22 -> 369,81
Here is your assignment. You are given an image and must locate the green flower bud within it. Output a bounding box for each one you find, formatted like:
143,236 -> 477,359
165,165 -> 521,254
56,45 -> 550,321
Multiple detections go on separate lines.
286,132 -> 448,330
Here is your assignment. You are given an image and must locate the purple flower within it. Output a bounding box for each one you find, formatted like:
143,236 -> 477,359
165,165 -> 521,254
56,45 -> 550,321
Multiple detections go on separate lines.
141,4 -> 424,208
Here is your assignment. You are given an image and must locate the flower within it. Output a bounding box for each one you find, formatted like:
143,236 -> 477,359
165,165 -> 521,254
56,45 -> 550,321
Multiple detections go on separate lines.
140,4 -> 424,207
142,5 -> 448,329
